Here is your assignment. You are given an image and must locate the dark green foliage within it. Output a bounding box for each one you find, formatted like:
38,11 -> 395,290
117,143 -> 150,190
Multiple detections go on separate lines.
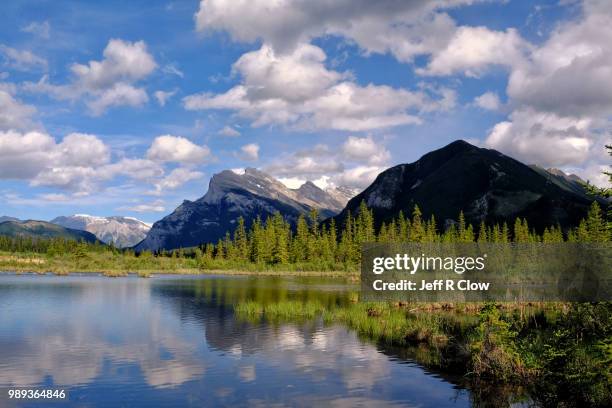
188,200 -> 609,269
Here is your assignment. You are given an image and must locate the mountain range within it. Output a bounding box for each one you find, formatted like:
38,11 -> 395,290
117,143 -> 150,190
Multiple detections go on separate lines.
1,140 -> 603,250
50,215 -> 151,248
334,140 -> 599,232
135,168 -> 356,252
0,220 -> 99,243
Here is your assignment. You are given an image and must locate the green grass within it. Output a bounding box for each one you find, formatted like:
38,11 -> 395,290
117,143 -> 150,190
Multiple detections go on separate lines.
0,250 -> 359,277
234,299 -> 612,407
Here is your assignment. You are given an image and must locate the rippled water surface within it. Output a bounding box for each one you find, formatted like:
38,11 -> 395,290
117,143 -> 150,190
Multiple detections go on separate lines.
0,274 -> 492,407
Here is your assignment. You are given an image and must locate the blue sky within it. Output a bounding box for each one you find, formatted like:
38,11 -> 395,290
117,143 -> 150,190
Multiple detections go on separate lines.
0,0 -> 610,222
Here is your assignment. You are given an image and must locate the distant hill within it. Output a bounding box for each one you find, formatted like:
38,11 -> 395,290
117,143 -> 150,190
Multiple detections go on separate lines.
333,140 -> 601,232
0,220 -> 99,243
0,216 -> 20,223
51,215 -> 150,248
135,168 -> 354,251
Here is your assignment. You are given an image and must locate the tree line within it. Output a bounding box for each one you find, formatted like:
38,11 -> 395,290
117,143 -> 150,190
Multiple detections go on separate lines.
1,201 -> 608,268
191,200 -> 609,267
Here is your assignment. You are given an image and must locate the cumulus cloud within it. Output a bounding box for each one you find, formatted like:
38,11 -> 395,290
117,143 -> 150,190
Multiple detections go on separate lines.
484,1 -> 612,184
0,130 -> 56,179
152,168 -> 204,194
71,39 -> 156,90
24,39 -> 156,115
0,89 -> 37,130
265,136 -> 391,189
341,136 -> 390,165
87,83 -> 149,116
417,27 -> 529,77
239,143 -> 259,161
0,44 -> 47,71
55,133 -> 110,167
331,165 -> 385,189
146,135 -> 212,164
194,0 -> 472,58
473,91 -> 501,111
0,129 -> 170,193
184,43 -> 454,132
507,2 -> 612,117
485,109 -> 592,167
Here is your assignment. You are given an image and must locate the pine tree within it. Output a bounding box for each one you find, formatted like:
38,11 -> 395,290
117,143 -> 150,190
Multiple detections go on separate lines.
234,217 -> 248,260
410,205 -> 425,242
478,220 -> 488,243
585,202 -> 609,242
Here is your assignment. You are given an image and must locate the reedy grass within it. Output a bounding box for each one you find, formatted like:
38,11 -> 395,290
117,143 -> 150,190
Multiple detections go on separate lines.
0,250 -> 359,277
233,297 -> 612,408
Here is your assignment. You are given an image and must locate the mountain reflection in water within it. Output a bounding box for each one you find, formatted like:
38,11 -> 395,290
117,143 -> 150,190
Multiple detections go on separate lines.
0,275 -> 519,407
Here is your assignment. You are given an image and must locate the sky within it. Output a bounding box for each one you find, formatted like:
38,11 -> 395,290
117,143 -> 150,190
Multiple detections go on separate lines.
0,0 -> 610,223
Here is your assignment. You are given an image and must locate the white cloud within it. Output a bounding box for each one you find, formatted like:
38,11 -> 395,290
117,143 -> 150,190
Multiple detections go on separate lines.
579,162 -> 612,188
71,39 -> 156,90
417,27 -> 528,77
233,43 -> 344,102
120,200 -> 166,213
102,158 -> 164,181
56,133 -> 110,167
152,168 -> 204,194
162,63 -> 184,78
265,136 -> 391,189
87,83 -> 149,116
31,166 -> 100,191
24,39 -> 156,115
146,135 -> 212,164
154,89 -> 177,106
507,2 -> 612,117
0,89 -> 37,130
0,130 -> 166,193
21,21 -> 50,39
194,0 -> 472,58
0,44 -> 47,71
473,91 -> 501,111
218,126 -> 240,137
184,43 -> 454,132
239,143 -> 259,161
485,1 -> 612,182
331,165 -> 385,189
485,109 -> 592,167
0,130 -> 56,179
341,136 -> 390,165
39,193 -> 70,202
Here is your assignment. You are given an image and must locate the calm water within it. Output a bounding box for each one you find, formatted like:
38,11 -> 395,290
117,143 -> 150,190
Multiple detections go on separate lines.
0,274 -> 519,407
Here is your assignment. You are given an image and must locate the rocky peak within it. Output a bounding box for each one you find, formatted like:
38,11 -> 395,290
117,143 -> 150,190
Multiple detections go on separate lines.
50,214 -> 151,248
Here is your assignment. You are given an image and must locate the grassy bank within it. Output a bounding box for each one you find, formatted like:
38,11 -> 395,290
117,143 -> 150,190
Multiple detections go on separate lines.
235,300 -> 612,407
0,251 -> 358,277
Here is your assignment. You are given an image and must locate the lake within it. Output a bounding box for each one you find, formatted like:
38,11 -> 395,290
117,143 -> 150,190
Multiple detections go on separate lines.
0,274 -> 527,407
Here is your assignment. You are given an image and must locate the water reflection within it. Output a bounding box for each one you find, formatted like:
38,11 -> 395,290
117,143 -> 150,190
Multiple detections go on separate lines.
0,275 -> 480,407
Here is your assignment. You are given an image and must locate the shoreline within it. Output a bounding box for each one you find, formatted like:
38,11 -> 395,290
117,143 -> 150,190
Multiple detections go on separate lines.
0,268 -> 359,279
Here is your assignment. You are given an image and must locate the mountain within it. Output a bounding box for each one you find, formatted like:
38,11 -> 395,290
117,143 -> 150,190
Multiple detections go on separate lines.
528,166 -> 589,197
0,216 -> 20,223
295,181 -> 347,213
135,168 -> 348,251
333,140 -> 600,232
0,220 -> 99,243
50,215 -> 151,248
325,186 -> 361,207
